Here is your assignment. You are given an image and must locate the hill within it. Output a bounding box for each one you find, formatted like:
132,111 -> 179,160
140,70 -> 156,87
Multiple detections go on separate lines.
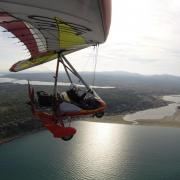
4,71 -> 180,94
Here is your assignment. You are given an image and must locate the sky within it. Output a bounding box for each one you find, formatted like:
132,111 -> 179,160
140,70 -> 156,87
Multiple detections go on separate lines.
1,0 -> 180,75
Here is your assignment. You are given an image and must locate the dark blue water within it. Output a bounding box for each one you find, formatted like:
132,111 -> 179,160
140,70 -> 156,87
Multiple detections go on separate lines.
1,121 -> 180,180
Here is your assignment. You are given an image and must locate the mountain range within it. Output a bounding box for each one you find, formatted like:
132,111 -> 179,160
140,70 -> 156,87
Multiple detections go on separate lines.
4,71 -> 180,94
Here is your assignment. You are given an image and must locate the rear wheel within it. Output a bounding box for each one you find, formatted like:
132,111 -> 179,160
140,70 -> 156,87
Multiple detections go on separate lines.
61,135 -> 74,141
95,111 -> 104,118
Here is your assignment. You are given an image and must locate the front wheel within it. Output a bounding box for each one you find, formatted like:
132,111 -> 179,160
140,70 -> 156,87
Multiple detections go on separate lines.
61,135 -> 74,141
95,111 -> 104,118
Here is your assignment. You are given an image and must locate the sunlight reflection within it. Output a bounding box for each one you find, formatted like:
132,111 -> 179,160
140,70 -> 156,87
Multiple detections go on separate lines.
79,122 -> 127,153
72,121 -> 129,176
95,122 -> 116,142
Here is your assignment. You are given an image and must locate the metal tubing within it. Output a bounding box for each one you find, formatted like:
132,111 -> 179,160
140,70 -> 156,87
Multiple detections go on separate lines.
53,53 -> 60,97
61,54 -> 90,90
61,59 -> 73,84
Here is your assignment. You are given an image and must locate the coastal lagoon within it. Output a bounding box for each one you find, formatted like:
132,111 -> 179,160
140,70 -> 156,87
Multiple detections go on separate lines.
124,95 -> 180,123
0,77 -> 114,89
1,121 -> 180,180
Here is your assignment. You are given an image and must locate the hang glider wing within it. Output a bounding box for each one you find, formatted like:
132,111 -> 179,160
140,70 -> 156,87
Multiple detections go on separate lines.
0,0 -> 111,72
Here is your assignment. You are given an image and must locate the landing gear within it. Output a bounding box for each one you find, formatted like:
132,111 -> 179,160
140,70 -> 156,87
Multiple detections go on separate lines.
61,135 -> 74,141
95,111 -> 104,118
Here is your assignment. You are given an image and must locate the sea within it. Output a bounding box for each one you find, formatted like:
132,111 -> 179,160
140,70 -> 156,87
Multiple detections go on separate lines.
1,77 -> 180,180
1,121 -> 180,180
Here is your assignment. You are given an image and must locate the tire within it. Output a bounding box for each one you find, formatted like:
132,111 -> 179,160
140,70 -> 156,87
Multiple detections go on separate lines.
95,111 -> 104,118
61,135 -> 74,141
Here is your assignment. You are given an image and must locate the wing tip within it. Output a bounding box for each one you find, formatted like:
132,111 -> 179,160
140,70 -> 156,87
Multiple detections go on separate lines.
9,62 -> 18,72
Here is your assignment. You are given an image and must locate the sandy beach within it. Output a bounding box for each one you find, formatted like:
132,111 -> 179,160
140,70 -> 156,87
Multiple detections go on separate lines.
84,108 -> 180,128
135,108 -> 180,128
82,114 -> 132,124
2,108 -> 180,145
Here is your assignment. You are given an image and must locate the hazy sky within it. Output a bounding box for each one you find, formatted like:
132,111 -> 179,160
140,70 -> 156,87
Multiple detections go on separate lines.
1,0 -> 180,75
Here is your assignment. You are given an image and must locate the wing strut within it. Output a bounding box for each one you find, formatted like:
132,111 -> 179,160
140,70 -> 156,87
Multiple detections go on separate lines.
52,52 -> 92,115
61,54 -> 90,90
53,53 -> 60,98
53,52 -> 91,95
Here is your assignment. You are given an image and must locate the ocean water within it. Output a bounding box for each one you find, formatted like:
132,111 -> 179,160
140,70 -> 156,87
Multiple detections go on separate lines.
1,121 -> 180,180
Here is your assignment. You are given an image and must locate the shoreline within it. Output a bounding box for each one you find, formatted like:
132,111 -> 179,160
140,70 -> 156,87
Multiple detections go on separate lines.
134,109 -> 180,128
1,111 -> 180,145
0,128 -> 44,146
81,114 -> 133,125
85,108 -> 180,129
0,96 -> 178,145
